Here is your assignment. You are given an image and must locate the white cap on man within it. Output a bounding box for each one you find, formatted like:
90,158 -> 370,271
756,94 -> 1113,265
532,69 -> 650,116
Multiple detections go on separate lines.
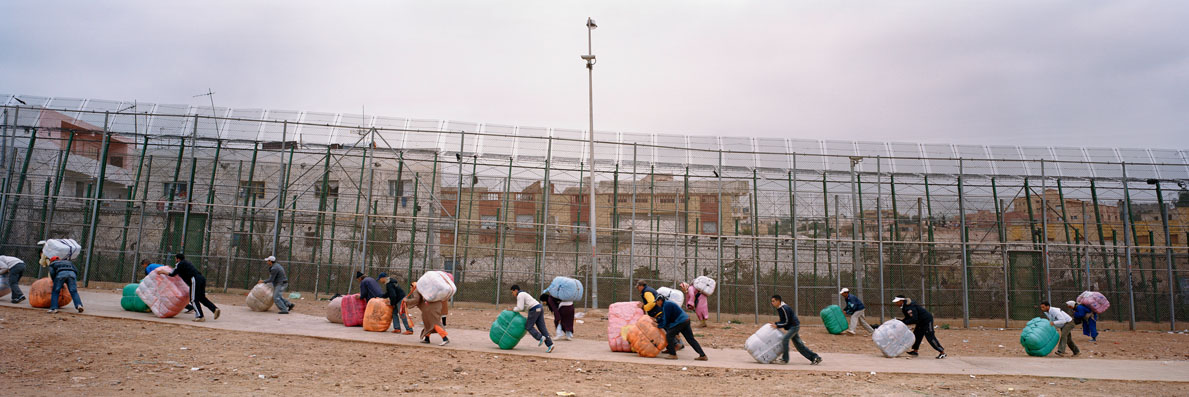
264,256 -> 276,263
891,296 -> 906,303
839,288 -> 849,295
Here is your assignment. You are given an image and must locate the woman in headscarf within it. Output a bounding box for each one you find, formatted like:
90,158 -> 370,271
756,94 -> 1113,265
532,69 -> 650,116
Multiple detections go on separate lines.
404,283 -> 449,346
681,282 -> 710,328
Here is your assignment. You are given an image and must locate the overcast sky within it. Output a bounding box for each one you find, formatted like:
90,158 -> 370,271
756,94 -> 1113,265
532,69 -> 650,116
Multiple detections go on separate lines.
1,1 -> 1186,149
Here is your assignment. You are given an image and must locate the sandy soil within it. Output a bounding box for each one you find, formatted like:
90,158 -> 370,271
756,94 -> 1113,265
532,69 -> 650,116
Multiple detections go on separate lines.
4,304 -> 1187,396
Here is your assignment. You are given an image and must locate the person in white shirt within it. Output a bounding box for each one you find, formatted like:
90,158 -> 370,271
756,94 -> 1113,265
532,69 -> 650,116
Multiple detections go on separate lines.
510,284 -> 554,352
1041,301 -> 1079,357
0,255 -> 26,303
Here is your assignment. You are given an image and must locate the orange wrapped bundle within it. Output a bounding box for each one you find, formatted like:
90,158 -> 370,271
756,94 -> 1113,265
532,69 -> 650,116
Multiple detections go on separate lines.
363,298 -> 394,332
607,301 -> 645,352
622,315 -> 668,358
29,278 -> 72,308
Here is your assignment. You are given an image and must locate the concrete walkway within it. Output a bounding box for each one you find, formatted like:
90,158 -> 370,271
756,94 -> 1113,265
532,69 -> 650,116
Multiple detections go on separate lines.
4,289 -> 1187,382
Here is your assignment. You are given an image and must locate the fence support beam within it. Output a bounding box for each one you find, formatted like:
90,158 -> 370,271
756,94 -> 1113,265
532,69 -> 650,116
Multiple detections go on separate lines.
958,158 -> 969,328
82,113 -> 111,287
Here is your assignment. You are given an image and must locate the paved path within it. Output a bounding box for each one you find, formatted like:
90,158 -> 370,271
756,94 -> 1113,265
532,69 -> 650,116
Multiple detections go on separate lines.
4,290 -> 1187,382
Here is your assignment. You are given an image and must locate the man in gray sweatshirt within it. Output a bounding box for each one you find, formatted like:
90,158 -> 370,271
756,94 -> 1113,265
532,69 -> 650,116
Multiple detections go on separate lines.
257,256 -> 294,314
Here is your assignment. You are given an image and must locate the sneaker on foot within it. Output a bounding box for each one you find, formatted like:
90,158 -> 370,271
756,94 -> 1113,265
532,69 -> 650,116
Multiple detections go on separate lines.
47,309 -> 58,314
403,331 -> 414,335
811,357 -> 822,365
565,333 -> 573,341
906,350 -> 919,356
1054,351 -> 1065,356
391,329 -> 402,333
936,353 -> 947,359
439,339 -> 450,346
213,308 -> 221,320
193,317 -> 205,322
538,338 -> 545,347
422,338 -> 431,344
288,303 -> 296,311
278,311 -> 289,314
14,296 -> 27,304
845,330 -> 856,335
695,355 -> 708,361
184,309 -> 194,314
547,345 -> 554,353
1072,351 -> 1080,357
772,359 -> 787,365
77,306 -> 84,313
663,354 -> 678,360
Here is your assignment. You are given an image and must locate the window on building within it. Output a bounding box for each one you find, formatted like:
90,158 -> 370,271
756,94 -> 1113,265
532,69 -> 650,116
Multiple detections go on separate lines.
518,193 -> 535,201
482,193 -> 500,201
516,214 -> 535,227
74,181 -> 90,198
164,181 -> 189,197
702,221 -> 718,234
315,180 -> 339,198
481,215 -> 498,230
388,180 -> 411,197
238,181 -> 264,200
636,197 -> 648,203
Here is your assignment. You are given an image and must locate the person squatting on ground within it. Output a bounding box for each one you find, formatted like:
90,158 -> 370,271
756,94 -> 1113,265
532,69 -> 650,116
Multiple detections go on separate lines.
840,288 -> 873,335
894,295 -> 946,359
169,254 -> 219,322
1069,300 -> 1098,342
511,284 -> 554,353
381,273 -> 414,334
680,281 -> 709,328
769,294 -> 821,365
656,296 -> 708,361
540,292 -> 574,340
0,255 -> 27,304
1042,301 -> 1079,356
258,256 -> 294,314
405,285 -> 449,346
47,256 -> 83,314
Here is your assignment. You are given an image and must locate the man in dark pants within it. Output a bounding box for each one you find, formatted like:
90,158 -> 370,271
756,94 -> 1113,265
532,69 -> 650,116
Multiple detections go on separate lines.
0,255 -> 27,303
769,295 -> 821,365
894,295 -> 946,359
510,284 -> 554,353
381,273 -> 413,334
259,256 -> 294,314
169,254 -> 219,322
657,296 -> 708,361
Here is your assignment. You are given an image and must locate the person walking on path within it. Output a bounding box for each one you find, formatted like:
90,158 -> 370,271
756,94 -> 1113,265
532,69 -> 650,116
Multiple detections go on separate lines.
381,273 -> 413,334
510,284 -> 554,353
540,292 -> 574,340
405,285 -> 449,346
1042,301 -> 1080,356
47,256 -> 83,314
657,296 -> 708,361
257,256 -> 294,314
1068,300 -> 1098,342
894,295 -> 946,359
356,271 -> 384,302
0,255 -> 27,304
768,295 -> 820,365
680,281 -> 710,328
840,288 -> 873,335
168,254 -> 219,322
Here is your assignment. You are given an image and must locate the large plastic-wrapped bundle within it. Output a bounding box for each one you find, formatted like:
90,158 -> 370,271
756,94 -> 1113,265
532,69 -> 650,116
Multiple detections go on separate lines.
1020,317 -> 1060,357
136,267 -> 190,318
745,325 -> 785,363
326,296 -> 344,323
692,276 -> 716,296
872,319 -> 914,357
544,276 -> 583,301
120,283 -> 150,313
623,315 -> 668,357
29,278 -> 72,308
416,271 -> 457,302
655,287 -> 684,307
490,310 -> 529,349
1076,291 -> 1110,314
0,275 -> 9,299
607,302 -> 645,352
341,294 -> 365,327
246,283 -> 275,312
820,305 -> 847,335
38,239 -> 82,260
363,298 -> 394,332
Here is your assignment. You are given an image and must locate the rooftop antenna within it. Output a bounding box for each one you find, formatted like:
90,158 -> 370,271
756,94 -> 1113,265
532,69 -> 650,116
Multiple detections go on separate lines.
193,89 -> 222,138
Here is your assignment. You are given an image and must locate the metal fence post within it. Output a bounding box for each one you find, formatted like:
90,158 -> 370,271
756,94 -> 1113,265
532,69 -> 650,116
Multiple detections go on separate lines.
790,154 -> 800,315
958,158 -> 969,327
82,113 -> 111,287
1121,163 -> 1136,330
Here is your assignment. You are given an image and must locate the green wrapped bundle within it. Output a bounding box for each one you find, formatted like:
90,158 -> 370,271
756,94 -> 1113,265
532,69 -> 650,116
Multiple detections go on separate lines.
1020,317 -> 1060,356
489,310 -> 528,350
121,283 -> 151,313
820,305 -> 848,335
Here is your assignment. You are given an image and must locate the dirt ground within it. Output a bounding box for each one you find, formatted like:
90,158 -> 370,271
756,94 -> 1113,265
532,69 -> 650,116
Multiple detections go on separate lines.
4,305 -> 1187,396
83,281 -> 1189,361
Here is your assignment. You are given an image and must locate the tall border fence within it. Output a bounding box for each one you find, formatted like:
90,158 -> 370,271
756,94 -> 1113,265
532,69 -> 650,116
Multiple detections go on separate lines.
0,95 -> 1186,330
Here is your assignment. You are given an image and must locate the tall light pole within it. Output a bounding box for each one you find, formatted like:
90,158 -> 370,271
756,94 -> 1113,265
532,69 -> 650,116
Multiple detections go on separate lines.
582,17 -> 600,308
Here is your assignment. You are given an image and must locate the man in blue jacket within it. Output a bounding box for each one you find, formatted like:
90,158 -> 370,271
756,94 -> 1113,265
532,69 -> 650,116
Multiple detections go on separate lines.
840,288 -> 873,335
1067,300 -> 1098,342
768,295 -> 821,365
656,296 -> 707,361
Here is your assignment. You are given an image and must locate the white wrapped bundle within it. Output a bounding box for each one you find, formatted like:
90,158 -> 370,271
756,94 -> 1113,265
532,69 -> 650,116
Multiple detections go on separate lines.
745,325 -> 785,364
872,319 -> 915,357
246,283 -> 275,311
38,239 -> 82,260
655,286 -> 684,307
692,276 -> 716,296
544,276 -> 584,301
415,270 -> 456,302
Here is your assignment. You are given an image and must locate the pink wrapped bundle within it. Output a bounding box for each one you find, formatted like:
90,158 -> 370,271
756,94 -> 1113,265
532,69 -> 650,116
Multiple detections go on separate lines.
136,267 -> 190,318
1076,291 -> 1110,314
607,302 -> 644,352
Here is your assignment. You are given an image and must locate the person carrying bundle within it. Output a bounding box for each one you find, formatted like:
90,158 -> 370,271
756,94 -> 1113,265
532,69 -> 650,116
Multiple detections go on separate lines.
839,288 -> 873,335
258,256 -> 294,314
510,285 -> 554,353
47,256 -> 83,314
1041,301 -> 1079,357
540,292 -> 574,340
0,255 -> 27,304
169,254 -> 220,322
405,284 -> 450,346
1068,300 -> 1098,342
657,296 -> 708,361
381,273 -> 414,335
894,295 -> 946,359
680,281 -> 709,328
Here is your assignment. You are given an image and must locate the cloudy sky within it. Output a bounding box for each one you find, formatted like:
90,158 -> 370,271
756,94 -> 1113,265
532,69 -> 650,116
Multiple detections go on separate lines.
1,1 -> 1186,148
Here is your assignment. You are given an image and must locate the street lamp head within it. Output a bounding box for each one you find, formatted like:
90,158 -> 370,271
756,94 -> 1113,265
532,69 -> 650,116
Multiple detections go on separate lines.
587,18 -> 597,30
581,55 -> 597,61
1146,178 -> 1159,185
